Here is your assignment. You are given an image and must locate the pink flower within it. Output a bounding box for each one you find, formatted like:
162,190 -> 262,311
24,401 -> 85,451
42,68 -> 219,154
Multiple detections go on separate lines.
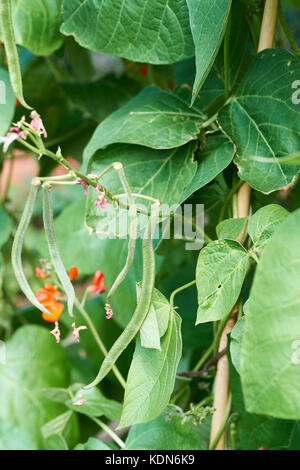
94,184 -> 108,209
0,127 -> 27,152
72,322 -> 87,343
30,111 -> 47,138
76,178 -> 89,196
72,393 -> 84,407
105,303 -> 113,320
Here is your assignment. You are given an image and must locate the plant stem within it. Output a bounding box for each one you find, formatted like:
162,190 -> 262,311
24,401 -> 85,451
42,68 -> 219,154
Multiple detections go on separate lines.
258,0 -> 278,52
170,280 -> 196,309
278,1 -> 300,60
74,298 -> 126,389
91,417 -> 126,449
218,179 -> 243,223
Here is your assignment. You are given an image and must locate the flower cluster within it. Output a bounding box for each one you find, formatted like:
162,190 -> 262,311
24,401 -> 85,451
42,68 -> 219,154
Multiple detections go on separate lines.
35,263 -> 109,343
77,179 -> 108,210
0,111 -> 47,153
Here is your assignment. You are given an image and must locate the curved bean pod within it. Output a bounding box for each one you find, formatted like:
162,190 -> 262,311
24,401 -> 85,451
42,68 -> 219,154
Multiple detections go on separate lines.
43,186 -> 75,317
84,202 -> 160,390
12,181 -> 53,317
0,0 -> 31,109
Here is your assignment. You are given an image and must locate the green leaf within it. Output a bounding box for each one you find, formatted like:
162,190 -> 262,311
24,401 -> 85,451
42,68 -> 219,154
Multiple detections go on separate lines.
0,325 -> 70,449
0,205 -> 13,249
218,49 -> 300,193
217,217 -> 248,241
0,418 -> 37,450
241,209 -> 300,419
239,414 -> 300,450
140,288 -> 171,350
125,413 -> 205,450
61,76 -> 140,123
187,0 -> 231,105
66,387 -> 122,421
196,240 -> 249,324
61,0 -> 194,64
11,0 -> 63,56
230,358 -> 300,450
82,87 -> 204,169
41,410 -> 79,450
43,383 -> 122,421
230,316 -> 245,374
76,437 -> 112,450
180,134 -> 235,202
0,67 -> 15,136
119,310 -> 182,428
248,204 -> 289,253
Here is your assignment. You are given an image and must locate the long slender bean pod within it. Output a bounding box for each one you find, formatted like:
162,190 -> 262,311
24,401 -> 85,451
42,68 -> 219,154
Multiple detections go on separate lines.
84,202 -> 160,390
43,186 -> 75,317
12,180 -> 53,316
107,163 -> 137,299
0,0 -> 31,109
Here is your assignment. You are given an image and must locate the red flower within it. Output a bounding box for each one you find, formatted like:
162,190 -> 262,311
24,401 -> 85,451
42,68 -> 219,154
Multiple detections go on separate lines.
36,283 -> 64,323
88,270 -> 106,294
258,446 -> 266,450
69,266 -> 79,281
35,267 -> 49,279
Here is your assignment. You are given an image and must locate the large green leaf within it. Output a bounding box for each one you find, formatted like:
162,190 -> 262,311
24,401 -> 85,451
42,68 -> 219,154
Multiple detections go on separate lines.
180,134 -> 235,202
0,325 -> 70,449
248,204 -> 289,254
187,0 -> 231,105
0,67 -> 15,136
196,240 -> 249,324
125,413 -> 205,450
218,49 -> 300,193
61,0 -> 194,64
239,414 -> 300,450
82,87 -> 205,169
119,310 -> 182,428
11,0 -> 63,56
230,357 -> 300,450
241,209 -> 300,419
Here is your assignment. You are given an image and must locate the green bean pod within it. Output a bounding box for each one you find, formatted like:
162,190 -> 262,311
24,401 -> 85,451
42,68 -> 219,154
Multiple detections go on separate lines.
84,202 -> 160,390
12,181 -> 53,317
107,163 -> 137,299
0,0 -> 31,109
43,186 -> 75,317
